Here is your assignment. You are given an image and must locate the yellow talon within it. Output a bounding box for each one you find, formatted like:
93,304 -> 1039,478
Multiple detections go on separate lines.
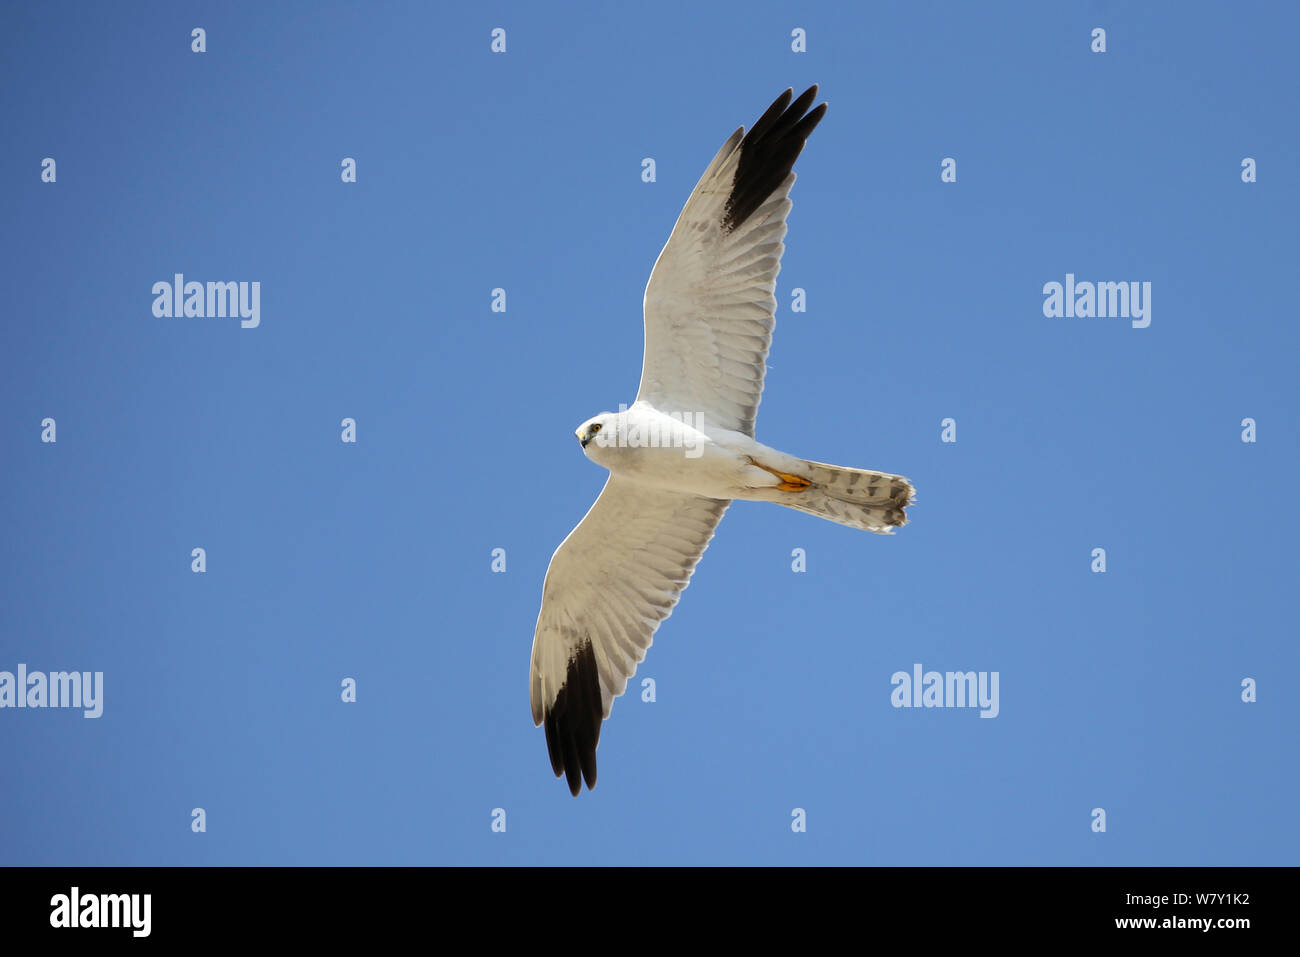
748,458 -> 812,493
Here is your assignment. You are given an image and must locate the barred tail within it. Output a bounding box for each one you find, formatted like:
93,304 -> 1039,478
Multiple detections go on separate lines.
777,459 -> 914,534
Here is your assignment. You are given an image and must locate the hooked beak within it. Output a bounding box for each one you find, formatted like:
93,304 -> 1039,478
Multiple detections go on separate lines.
576,428 -> 589,448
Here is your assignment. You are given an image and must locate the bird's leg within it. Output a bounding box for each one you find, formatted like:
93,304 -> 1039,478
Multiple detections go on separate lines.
746,457 -> 812,492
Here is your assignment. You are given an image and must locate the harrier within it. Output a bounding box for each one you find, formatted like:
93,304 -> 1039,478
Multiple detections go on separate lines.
530,86 -> 914,795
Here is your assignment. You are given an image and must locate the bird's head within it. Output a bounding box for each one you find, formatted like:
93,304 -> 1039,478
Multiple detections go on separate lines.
575,413 -> 616,454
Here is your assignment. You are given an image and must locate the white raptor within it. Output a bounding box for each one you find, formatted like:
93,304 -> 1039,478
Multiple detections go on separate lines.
530,86 -> 914,795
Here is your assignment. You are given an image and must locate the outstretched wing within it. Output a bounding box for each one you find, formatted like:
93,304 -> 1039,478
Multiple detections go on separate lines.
637,86 -> 827,437
530,477 -> 728,795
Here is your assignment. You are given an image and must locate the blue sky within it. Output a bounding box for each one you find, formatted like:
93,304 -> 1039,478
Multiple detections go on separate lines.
1,0 -> 1296,865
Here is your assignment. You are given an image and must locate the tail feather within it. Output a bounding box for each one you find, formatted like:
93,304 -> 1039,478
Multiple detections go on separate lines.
777,459 -> 914,533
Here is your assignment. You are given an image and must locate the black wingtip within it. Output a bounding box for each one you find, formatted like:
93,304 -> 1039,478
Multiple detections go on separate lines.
723,84 -> 827,233
542,642 -> 602,796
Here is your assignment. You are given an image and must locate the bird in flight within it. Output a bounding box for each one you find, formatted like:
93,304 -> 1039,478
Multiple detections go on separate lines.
529,86 -> 914,795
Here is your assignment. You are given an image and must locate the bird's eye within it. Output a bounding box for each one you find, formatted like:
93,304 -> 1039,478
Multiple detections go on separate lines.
590,423 -> 602,434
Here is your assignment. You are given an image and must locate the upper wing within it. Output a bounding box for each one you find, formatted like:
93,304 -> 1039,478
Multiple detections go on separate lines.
637,86 -> 827,436
529,477 -> 728,795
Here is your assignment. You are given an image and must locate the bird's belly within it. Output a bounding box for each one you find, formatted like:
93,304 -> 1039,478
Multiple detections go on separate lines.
600,442 -> 742,499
